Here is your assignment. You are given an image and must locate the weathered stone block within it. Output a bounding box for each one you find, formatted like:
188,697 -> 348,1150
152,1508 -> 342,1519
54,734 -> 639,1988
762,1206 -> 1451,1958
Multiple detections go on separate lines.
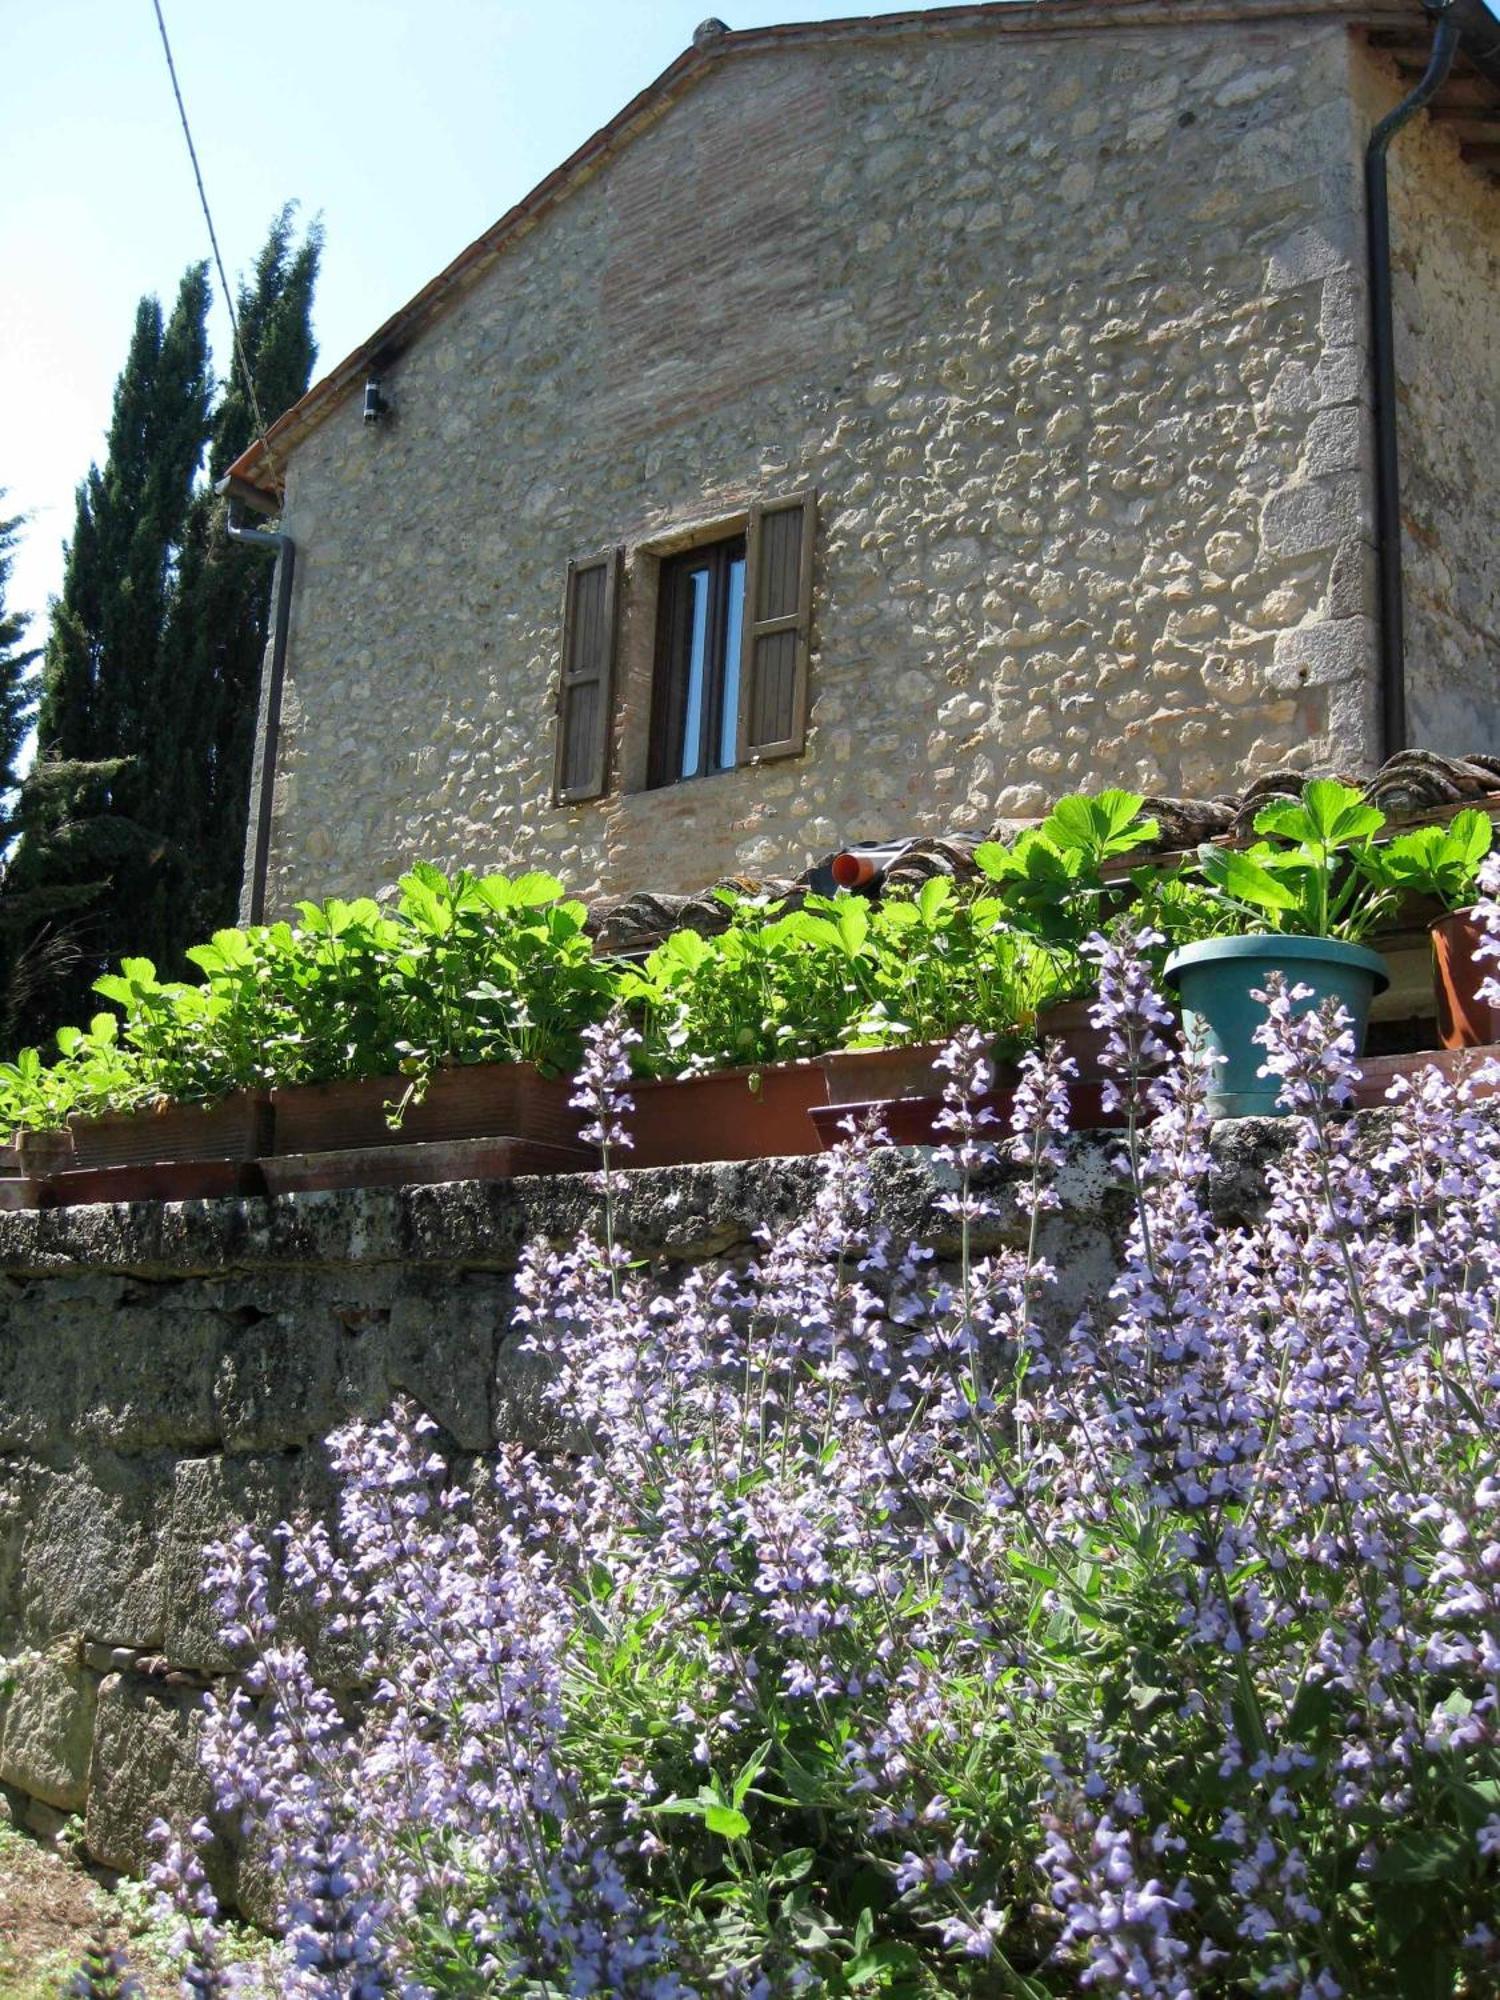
1259,476 -> 1366,561
212,1295 -> 342,1450
85,1673 -> 221,1890
388,1277 -> 507,1449
0,1646 -> 99,1809
71,1305 -> 222,1451
9,1454 -> 172,1650
165,1452 -> 346,1679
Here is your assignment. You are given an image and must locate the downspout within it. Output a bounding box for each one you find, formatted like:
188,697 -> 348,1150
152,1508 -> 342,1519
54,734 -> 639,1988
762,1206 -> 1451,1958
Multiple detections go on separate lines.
224,502 -> 294,926
1365,0 -> 1459,763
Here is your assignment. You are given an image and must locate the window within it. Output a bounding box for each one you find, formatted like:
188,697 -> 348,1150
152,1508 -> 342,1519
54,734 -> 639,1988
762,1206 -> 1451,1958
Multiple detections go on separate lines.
552,490 -> 816,805
649,535 -> 747,786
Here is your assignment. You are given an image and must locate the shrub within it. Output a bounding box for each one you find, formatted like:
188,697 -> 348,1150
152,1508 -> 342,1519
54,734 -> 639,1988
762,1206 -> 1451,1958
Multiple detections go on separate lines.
118,910 -> 1500,1999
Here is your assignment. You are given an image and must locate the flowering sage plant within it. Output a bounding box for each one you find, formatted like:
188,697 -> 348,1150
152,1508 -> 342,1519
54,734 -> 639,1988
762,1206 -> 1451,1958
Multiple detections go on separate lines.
145,936 -> 1500,1997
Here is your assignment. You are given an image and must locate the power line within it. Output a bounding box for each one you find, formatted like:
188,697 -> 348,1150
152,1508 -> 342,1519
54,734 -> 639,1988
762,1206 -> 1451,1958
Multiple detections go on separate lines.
149,0 -> 275,471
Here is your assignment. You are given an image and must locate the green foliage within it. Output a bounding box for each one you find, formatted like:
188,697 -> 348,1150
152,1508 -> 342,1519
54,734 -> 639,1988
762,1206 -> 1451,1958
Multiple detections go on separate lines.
973,788 -> 1160,983
0,497 -> 39,803
162,207 -> 323,948
0,865 -> 613,1137
5,212 -> 321,1054
1360,808 -> 1494,914
618,881 -> 1061,1078
1193,779 -> 1396,942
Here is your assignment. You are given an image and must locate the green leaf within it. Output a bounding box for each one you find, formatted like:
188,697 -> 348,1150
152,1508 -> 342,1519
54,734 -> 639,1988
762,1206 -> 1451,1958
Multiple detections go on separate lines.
1388,1938 -> 1458,2000
837,900 -> 871,955
508,870 -> 566,908
704,1803 -> 750,1840
1255,779 -> 1384,850
1197,845 -> 1299,913
731,1739 -> 773,1808
1370,1827 -> 1471,1887
1045,788 -> 1157,863
916,876 -> 952,925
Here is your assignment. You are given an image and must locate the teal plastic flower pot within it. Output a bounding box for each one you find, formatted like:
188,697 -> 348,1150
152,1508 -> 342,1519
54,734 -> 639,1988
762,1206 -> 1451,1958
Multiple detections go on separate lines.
1162,934 -> 1389,1119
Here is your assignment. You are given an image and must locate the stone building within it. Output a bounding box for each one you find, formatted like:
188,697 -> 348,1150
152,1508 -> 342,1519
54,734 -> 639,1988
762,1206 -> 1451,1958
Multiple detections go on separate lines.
224,0 -> 1500,913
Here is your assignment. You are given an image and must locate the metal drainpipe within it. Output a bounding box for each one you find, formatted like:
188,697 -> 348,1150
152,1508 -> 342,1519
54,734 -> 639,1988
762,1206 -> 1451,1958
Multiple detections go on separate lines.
1365,0 -> 1460,764
225,503 -> 295,926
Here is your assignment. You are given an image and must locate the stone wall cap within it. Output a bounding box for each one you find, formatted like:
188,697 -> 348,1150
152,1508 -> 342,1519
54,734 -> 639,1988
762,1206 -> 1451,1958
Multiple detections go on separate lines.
224,0 -> 1440,508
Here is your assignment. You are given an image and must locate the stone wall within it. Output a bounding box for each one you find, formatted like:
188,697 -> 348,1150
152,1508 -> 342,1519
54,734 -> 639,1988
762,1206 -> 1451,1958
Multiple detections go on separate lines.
1353,43 -> 1500,756
0,1127 -> 1299,1891
261,13 -> 1388,911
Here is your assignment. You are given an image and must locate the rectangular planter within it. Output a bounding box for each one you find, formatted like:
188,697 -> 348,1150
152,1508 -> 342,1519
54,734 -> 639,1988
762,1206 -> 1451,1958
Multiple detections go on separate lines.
66,1091 -> 272,1170
822,1040 -> 1022,1108
16,1129 -> 78,1176
822,1042 -> 960,1108
810,1076 -> 1129,1152
270,1063 -> 583,1156
625,1063 -> 828,1167
260,1135 -> 592,1196
42,1158 -> 266,1208
1350,1042 -> 1500,1110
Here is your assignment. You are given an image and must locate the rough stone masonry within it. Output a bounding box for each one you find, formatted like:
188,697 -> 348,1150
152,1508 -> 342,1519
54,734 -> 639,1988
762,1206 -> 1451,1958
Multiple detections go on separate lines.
252,8 -> 1499,912
0,1113 -> 1356,1901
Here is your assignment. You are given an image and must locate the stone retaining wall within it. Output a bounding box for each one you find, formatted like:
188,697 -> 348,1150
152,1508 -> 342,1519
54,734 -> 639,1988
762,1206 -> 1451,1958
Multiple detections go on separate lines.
0,1126 -> 1294,1895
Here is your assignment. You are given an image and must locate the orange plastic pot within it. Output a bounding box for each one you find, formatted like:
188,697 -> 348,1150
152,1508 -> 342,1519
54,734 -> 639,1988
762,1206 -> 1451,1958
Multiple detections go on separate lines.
1431,908 -> 1500,1050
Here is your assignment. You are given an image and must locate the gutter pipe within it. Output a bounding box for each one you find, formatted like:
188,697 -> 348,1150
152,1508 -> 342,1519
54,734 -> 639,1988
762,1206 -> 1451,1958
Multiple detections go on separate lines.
224,502 -> 295,927
1365,0 -> 1459,764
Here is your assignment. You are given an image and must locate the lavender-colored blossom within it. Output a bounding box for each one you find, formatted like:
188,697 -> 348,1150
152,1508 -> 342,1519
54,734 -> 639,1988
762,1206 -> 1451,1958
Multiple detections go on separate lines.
167,958 -> 1500,1996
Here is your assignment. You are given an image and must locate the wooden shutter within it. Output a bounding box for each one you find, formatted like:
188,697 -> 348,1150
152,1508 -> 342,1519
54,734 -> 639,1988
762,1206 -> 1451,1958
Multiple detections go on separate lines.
552,547 -> 621,804
737,490 -> 815,763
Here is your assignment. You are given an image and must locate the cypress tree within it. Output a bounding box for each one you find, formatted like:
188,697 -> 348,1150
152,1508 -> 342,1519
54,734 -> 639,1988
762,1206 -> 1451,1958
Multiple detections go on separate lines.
6,214 -> 320,1050
0,504 -> 144,1047
9,266 -> 214,1037
164,207 -> 321,941
0,499 -> 40,803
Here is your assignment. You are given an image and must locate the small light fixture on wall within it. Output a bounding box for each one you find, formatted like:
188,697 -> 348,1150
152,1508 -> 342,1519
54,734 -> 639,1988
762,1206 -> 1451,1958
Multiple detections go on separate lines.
363,378 -> 390,425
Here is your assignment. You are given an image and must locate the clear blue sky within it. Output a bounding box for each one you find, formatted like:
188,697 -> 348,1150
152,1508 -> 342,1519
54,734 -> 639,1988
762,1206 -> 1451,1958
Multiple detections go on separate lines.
0,0 -> 967,649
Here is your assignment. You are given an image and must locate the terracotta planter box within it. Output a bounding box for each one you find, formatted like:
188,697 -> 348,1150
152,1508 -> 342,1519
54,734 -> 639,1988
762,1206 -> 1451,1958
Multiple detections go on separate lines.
66,1091 -> 273,1170
822,1040 -> 1020,1108
811,1085 -> 1017,1151
810,1074 -> 1133,1152
1035,997 -> 1112,1077
42,1159 -> 265,1208
625,1063 -> 828,1167
16,1129 -> 77,1176
261,1135 -> 592,1196
271,1063 -> 582,1157
0,1175 -> 44,1212
1350,1042 -> 1500,1111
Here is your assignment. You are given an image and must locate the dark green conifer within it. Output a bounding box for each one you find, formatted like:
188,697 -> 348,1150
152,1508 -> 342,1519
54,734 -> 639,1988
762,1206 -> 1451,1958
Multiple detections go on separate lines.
6,212 -> 320,1050
0,499 -> 40,801
164,206 -> 321,941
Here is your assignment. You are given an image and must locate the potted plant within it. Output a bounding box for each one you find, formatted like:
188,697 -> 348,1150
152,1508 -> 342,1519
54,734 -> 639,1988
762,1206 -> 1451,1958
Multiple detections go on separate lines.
269,865 -> 608,1162
1166,780 -> 1393,1118
1358,808 -> 1496,1049
613,899 -> 838,1165
973,789 -> 1165,1078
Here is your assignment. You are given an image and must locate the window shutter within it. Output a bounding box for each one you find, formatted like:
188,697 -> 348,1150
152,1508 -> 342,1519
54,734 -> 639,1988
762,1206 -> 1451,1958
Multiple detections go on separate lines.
737,490 -> 815,763
552,547 -> 621,804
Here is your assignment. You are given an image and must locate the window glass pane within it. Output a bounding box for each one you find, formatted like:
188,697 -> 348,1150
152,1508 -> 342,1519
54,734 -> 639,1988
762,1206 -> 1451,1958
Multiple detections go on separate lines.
719,556 -> 746,771
679,567 -> 711,780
